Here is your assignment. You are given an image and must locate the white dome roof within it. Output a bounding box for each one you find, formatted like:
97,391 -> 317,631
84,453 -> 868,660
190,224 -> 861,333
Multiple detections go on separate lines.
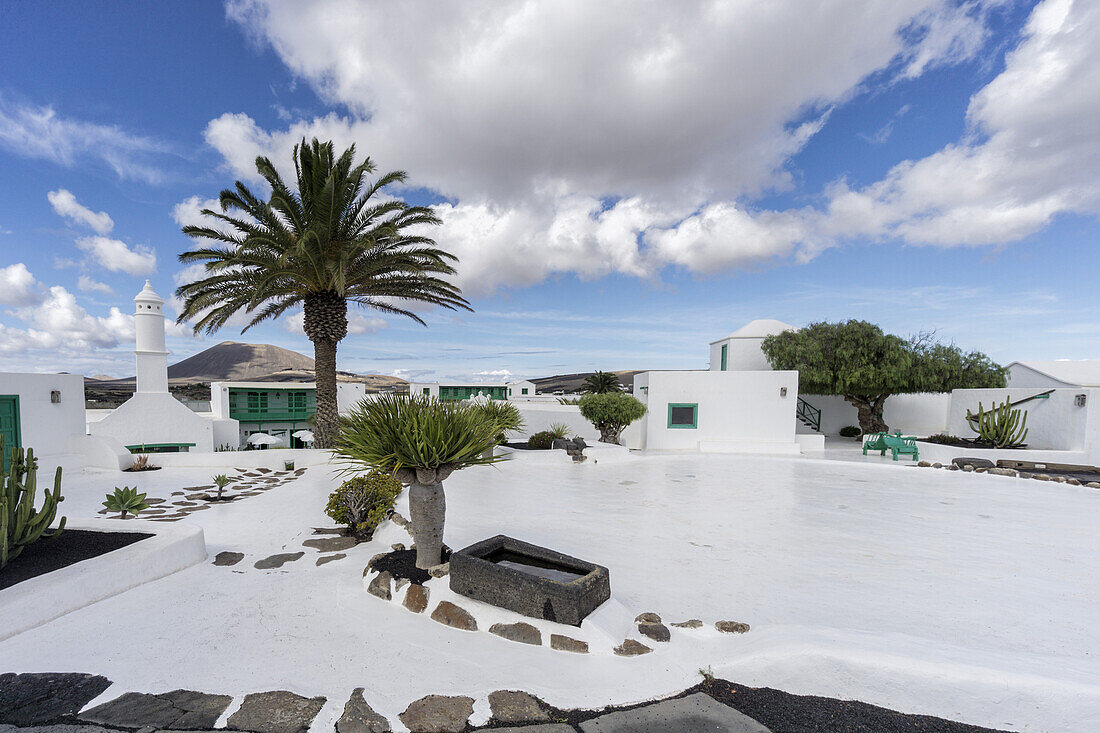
134,279 -> 164,305
716,319 -> 795,341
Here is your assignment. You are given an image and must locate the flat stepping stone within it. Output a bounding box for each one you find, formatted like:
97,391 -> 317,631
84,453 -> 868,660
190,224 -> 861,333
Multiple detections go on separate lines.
613,639 -> 652,657
635,612 -> 661,623
149,517 -> 185,522
0,672 -> 113,725
171,491 -> 186,496
488,690 -> 550,724
637,622 -> 670,643
254,552 -> 305,570
227,691 -> 326,733
367,571 -> 392,600
430,600 -> 477,631
336,688 -> 390,733
239,491 -> 263,497
214,551 -> 245,567
489,622 -> 542,646
144,498 -> 167,505
317,553 -> 346,566
312,527 -> 345,535
302,536 -> 358,552
671,619 -> 703,629
173,501 -> 198,507
550,634 -> 588,654
403,584 -> 429,613
716,620 -> 750,634
80,689 -> 231,729
399,695 -> 473,733
578,692 -> 771,732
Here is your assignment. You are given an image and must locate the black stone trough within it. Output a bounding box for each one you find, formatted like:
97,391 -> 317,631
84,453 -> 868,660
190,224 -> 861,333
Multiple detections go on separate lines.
449,535 -> 611,626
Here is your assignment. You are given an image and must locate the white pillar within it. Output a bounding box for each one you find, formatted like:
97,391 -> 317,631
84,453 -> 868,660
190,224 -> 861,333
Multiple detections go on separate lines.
133,280 -> 169,393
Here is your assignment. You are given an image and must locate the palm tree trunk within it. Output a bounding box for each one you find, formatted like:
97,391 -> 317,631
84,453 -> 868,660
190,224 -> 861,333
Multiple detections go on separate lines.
313,337 -> 339,449
409,480 -> 446,569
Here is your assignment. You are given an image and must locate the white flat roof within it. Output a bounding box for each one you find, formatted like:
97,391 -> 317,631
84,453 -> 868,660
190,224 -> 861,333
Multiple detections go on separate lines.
1008,360 -> 1100,387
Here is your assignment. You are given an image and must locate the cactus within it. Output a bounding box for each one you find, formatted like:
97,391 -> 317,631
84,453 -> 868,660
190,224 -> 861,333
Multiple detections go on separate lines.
1,435 -> 66,570
966,398 -> 1029,448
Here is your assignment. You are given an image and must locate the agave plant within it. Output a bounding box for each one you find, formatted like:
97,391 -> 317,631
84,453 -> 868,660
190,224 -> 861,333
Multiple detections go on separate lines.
335,394 -> 502,569
546,422 -> 572,440
103,486 -> 149,519
212,474 -> 232,500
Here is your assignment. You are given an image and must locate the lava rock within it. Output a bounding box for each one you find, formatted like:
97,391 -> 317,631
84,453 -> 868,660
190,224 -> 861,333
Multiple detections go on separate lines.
488,690 -> 550,725
367,571 -> 393,600
671,619 -> 703,629
213,551 -> 244,566
430,600 -> 478,631
637,622 -> 671,642
403,583 -> 429,613
489,621 -> 543,645
302,536 -> 358,552
227,691 -> 326,733
917,460 -> 931,467
578,692 -> 770,733
634,612 -> 661,623
613,639 -> 653,656
254,552 -> 304,570
0,673 -> 113,725
317,553 -> 346,566
953,457 -> 994,470
428,562 -> 450,578
336,688 -> 390,733
715,620 -> 751,634
550,634 -> 589,653
398,695 -> 474,733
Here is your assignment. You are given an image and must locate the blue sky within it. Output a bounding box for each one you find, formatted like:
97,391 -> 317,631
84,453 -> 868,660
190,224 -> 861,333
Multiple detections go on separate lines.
1,0 -> 1097,382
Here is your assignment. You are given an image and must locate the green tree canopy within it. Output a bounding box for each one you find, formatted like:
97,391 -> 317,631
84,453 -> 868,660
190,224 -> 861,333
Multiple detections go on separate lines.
762,320 -> 1005,433
578,392 -> 646,444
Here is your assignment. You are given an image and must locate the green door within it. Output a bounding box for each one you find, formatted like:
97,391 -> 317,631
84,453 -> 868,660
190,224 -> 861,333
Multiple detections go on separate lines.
0,395 -> 21,473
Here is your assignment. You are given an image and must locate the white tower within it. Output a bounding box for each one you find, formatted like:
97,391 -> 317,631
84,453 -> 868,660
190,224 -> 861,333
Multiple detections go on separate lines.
133,280 -> 169,393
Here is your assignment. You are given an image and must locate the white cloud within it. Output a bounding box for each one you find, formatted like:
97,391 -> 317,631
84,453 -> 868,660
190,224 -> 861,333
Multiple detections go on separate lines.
214,0 -> 1097,291
11,285 -> 133,352
77,275 -> 113,294
47,189 -> 114,234
0,263 -> 42,306
0,96 -> 167,183
76,236 -> 157,275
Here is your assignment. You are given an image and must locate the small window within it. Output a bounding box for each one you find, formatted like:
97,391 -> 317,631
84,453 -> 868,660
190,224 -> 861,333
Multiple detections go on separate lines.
521,387 -> 529,395
422,387 -> 430,396
667,403 -> 698,429
720,344 -> 728,371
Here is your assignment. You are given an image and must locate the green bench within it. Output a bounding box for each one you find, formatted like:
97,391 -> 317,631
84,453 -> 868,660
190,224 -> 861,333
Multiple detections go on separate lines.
862,431 -> 919,461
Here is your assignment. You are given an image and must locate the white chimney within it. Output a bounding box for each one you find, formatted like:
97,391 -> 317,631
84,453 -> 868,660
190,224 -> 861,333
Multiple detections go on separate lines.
133,280 -> 168,393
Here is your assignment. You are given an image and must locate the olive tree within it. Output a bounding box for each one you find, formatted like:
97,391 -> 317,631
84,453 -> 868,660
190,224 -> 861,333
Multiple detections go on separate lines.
335,395 -> 502,569
578,392 -> 647,444
761,320 -> 1005,434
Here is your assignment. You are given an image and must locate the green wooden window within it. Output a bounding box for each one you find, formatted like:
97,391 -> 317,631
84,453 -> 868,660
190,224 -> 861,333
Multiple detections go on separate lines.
288,392 -> 308,411
247,391 -> 268,413
720,344 -> 728,371
521,387 -> 529,395
667,403 -> 698,429
422,387 -> 430,396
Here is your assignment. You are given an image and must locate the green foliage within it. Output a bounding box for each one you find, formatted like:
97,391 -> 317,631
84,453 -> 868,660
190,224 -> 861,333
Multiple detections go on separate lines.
546,422 -> 572,440
103,486 -> 148,519
212,474 -> 231,500
838,425 -> 862,438
582,371 -> 622,394
335,394 -> 503,473
2,436 -> 66,570
578,392 -> 647,443
526,431 -> 556,449
325,471 -> 403,537
470,400 -> 525,444
967,399 -> 1029,448
924,433 -> 964,445
556,397 -> 582,405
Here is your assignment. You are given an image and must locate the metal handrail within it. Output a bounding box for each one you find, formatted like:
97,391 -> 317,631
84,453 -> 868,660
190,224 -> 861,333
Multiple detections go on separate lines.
796,397 -> 821,432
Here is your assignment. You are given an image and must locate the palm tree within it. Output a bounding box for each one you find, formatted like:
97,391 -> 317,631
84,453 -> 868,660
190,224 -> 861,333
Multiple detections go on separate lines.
582,370 -> 622,394
175,139 -> 470,448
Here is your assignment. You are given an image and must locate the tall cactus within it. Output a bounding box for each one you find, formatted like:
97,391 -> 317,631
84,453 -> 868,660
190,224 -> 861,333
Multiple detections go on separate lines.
1,435 -> 66,569
966,398 -> 1029,448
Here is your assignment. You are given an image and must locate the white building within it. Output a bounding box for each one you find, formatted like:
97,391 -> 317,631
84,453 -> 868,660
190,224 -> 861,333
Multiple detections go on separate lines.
209,380 -> 366,448
507,380 -> 538,398
1006,360 -> 1100,389
89,281 -> 234,453
709,319 -> 795,371
0,372 -> 86,467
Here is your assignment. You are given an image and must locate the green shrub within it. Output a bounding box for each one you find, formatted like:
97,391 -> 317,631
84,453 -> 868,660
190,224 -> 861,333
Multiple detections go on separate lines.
924,433 -> 963,445
838,425 -> 861,438
325,471 -> 403,537
527,431 -> 556,449
470,400 -> 525,444
578,392 -> 647,444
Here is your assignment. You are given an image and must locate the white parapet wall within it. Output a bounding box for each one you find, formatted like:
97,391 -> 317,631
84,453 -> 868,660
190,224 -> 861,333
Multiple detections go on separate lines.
798,393 -> 951,437
948,388 -> 1100,453
0,521 -> 206,643
633,369 -> 800,453
0,372 -> 86,457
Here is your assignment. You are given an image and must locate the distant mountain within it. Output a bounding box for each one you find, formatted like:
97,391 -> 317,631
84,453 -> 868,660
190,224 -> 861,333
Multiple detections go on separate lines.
168,341 -> 316,382
531,370 -> 644,394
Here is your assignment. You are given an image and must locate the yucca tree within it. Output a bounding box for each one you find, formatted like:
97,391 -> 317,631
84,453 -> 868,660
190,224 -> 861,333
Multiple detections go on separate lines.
175,139 -> 471,448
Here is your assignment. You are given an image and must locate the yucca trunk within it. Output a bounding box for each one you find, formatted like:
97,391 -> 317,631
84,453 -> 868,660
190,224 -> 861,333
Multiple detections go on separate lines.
409,480 -> 446,569
304,292 -> 348,450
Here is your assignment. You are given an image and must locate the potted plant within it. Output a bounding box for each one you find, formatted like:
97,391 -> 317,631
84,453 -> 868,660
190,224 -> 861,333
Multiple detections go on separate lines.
284,459 -> 295,471
335,394 -> 502,569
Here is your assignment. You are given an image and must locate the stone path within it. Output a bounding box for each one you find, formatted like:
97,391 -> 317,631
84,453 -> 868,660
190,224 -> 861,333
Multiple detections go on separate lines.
0,671 -> 1013,733
95,468 -> 307,523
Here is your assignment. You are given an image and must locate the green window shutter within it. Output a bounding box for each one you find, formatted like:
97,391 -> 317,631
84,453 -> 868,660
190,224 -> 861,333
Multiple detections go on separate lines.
667,403 -> 698,429
522,388 -> 529,395
422,387 -> 430,396
720,344 -> 728,371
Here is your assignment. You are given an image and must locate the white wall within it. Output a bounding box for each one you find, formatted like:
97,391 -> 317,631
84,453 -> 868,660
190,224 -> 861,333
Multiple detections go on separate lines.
0,372 -> 86,456
409,382 -> 439,399
337,382 -> 367,412
89,392 -> 215,452
708,337 -> 771,371
507,380 -> 537,398
798,393 -> 950,436
634,370 -> 799,452
1006,364 -> 1074,389
948,388 -> 1095,451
